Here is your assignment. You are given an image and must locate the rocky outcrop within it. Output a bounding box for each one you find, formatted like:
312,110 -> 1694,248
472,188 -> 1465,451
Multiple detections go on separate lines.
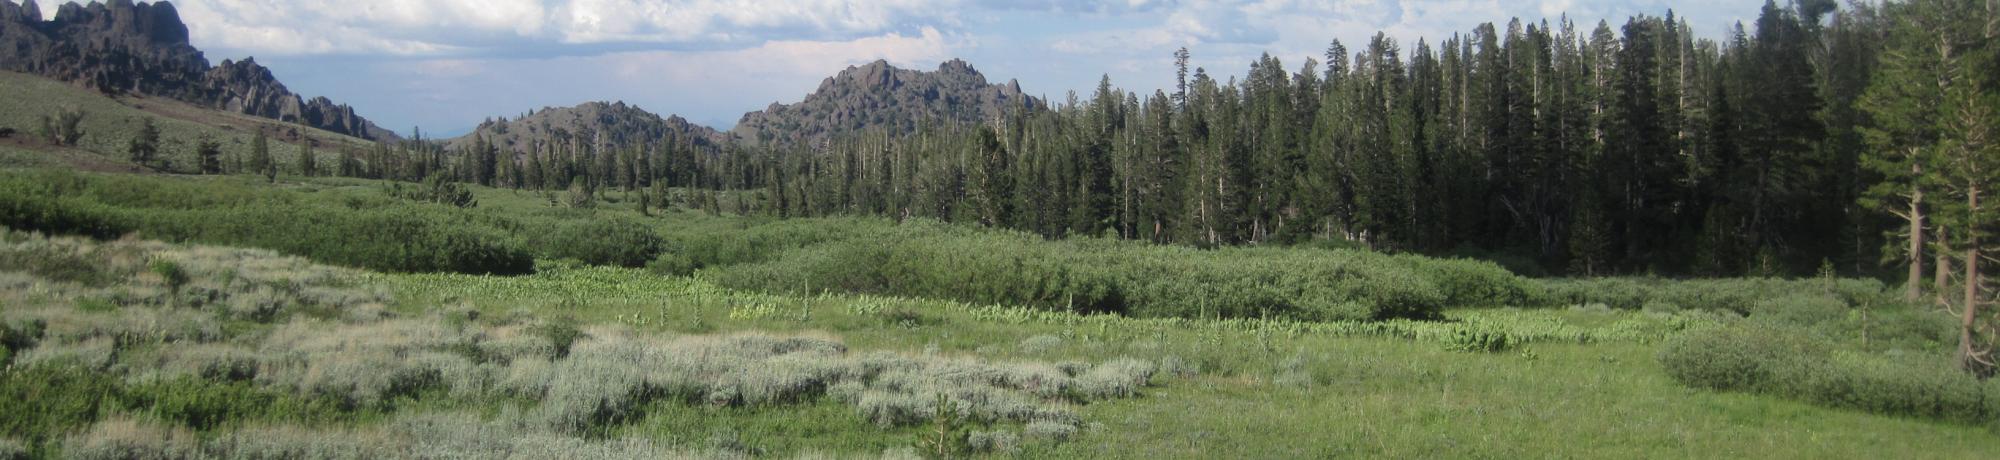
0,1 -> 397,141
448,101 -> 726,158
732,59 -> 1040,147
205,57 -> 397,141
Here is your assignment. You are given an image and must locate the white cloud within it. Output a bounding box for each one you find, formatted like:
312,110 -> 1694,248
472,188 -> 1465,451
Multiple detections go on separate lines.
169,0 -> 962,56
1540,0 -> 1574,17
601,26 -> 953,87
298,25 -> 956,132
974,0 -> 1177,14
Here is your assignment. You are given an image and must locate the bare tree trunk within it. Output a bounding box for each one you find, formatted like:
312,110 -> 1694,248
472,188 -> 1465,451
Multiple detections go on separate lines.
1960,186 -> 1984,372
1937,225 -> 1953,295
1909,182 -> 1927,301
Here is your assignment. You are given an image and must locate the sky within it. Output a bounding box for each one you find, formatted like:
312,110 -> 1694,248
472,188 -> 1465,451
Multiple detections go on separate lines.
26,0 -> 1773,137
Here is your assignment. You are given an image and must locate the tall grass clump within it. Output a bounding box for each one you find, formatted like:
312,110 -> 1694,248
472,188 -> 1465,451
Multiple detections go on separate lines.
0,438 -> 25,460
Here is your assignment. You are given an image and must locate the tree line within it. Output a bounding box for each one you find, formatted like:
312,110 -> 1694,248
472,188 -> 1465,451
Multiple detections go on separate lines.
173,1 -> 1993,369
738,0 -> 1906,280
279,1 -> 1991,279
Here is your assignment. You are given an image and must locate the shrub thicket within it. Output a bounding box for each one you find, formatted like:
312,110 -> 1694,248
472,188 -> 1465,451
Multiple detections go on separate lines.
387,174 -> 477,208
535,218 -> 664,268
661,216 -> 885,270
120,378 -> 350,431
706,220 -> 1541,321
1546,277 -> 1955,352
0,171 -> 532,274
1660,322 -> 1996,425
1541,277 -> 1890,315
0,363 -> 124,448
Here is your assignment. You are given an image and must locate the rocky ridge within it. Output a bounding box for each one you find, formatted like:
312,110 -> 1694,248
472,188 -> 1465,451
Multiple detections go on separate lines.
0,0 -> 397,141
447,101 -> 727,157
731,59 -> 1041,147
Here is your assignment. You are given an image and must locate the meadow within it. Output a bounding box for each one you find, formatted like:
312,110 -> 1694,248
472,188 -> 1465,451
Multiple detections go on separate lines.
4,3 -> 1997,454
0,164 -> 1997,458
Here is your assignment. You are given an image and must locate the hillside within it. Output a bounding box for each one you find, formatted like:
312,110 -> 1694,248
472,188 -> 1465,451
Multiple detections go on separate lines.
732,59 -> 1041,147
0,70 -> 376,174
446,101 -> 726,158
0,0 -> 397,141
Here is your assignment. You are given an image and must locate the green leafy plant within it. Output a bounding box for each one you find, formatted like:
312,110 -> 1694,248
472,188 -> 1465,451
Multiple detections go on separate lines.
1445,327 -> 1512,353
533,316 -> 585,359
150,257 -> 189,299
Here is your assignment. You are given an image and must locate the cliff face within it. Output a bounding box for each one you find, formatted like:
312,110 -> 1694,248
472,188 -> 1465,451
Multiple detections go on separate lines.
205,57 -> 393,141
731,59 -> 1041,147
0,0 -> 397,141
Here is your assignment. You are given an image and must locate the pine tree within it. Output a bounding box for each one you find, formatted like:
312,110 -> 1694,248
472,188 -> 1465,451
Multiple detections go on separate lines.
297,140 -> 317,177
338,148 -> 359,177
1733,1 -> 1828,271
1859,0 -> 1997,373
248,130 -> 273,181
196,136 -> 222,174
127,118 -> 159,167
969,125 -> 1012,226
1859,0 -> 1952,300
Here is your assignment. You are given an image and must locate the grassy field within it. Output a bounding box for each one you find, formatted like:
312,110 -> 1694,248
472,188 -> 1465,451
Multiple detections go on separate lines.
1,230 -> 1995,458
0,170 -> 1994,457
0,78 -> 1994,457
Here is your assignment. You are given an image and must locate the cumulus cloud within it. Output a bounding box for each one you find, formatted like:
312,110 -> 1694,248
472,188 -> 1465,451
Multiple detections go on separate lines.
974,0 -> 1177,14
168,0 -> 961,56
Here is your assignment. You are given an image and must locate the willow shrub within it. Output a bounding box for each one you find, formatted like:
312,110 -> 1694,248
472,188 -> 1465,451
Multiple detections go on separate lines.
660,215 -> 889,270
708,220 -> 1542,322
0,171 -> 533,275
1660,322 -> 1995,425
1541,277 -> 1892,314
534,218 -> 664,268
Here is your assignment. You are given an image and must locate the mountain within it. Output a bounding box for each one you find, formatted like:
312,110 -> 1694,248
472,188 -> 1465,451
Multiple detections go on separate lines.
447,101 -> 727,157
731,59 -> 1041,147
0,0 -> 397,141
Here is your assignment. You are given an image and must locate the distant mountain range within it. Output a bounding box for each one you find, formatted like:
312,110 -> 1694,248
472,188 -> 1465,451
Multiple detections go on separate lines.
0,0 -> 397,141
448,60 -> 1042,155
1,0 -> 1041,153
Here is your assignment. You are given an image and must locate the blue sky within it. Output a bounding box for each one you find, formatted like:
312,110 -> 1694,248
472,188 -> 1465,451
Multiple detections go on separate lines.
41,0 -> 1772,137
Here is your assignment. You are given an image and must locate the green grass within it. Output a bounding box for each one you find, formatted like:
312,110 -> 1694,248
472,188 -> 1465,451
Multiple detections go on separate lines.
372,264 -> 2000,458
1054,341 -> 2000,459
6,231 -> 1999,458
